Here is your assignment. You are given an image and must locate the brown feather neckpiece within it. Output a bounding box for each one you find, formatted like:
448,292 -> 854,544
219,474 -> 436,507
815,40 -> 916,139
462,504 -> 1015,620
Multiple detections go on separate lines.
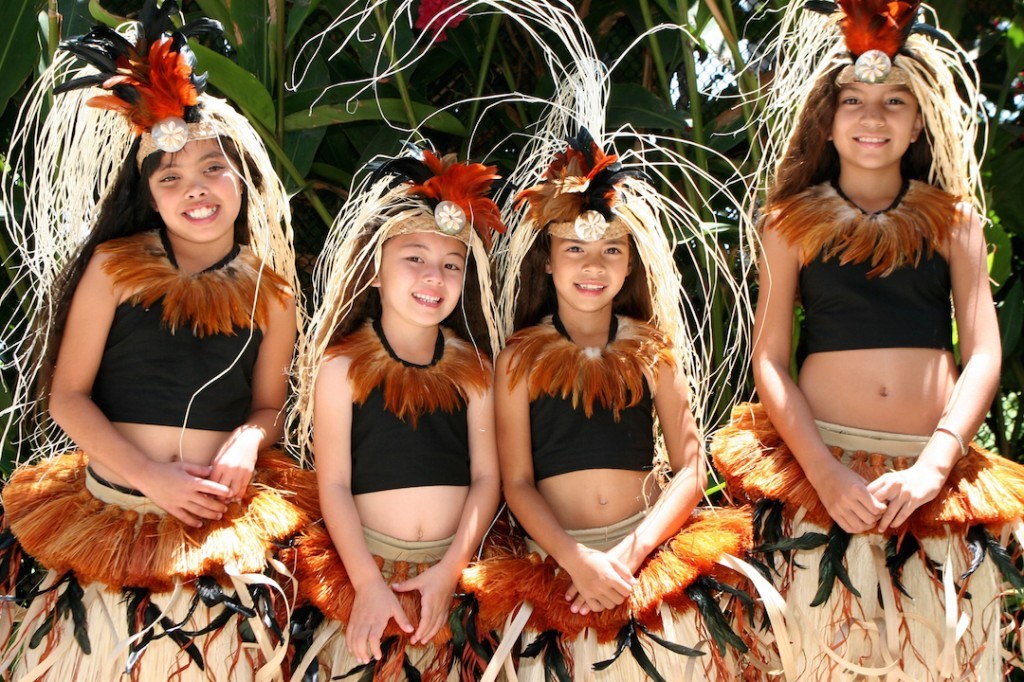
99,230 -> 290,336
768,180 -> 959,277
505,316 -> 674,419
330,322 -> 492,427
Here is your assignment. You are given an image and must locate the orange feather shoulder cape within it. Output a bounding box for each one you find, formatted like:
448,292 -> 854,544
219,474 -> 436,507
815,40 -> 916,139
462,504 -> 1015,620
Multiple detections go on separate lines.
98,230 -> 291,337
328,322 -> 492,426
504,315 -> 675,419
767,180 -> 959,277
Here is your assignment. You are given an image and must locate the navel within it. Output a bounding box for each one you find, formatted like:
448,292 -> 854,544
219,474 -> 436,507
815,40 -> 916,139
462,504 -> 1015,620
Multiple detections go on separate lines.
879,385 -> 889,397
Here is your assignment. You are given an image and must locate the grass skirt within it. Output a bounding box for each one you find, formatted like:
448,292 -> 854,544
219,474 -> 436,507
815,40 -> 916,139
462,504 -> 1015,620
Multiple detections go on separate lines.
0,450 -> 309,681
711,402 -> 1024,680
461,508 -> 756,681
283,524 -> 467,682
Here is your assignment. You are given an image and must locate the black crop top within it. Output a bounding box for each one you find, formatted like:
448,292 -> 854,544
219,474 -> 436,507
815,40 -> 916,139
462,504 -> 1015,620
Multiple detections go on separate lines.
800,250 -> 952,353
89,230 -> 284,431
346,320 -> 489,495
511,315 -> 659,481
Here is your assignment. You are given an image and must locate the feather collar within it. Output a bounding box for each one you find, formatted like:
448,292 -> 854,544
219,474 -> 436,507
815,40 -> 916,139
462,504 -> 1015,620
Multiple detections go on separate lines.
330,321 -> 492,426
504,315 -> 674,418
768,180 -> 958,277
98,230 -> 289,336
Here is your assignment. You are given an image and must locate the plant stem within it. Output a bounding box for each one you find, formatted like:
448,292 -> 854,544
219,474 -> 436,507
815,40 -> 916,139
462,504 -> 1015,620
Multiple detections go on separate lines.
704,0 -> 760,166
373,4 -> 419,129
495,38 -> 528,127
677,0 -> 711,221
464,13 -> 502,156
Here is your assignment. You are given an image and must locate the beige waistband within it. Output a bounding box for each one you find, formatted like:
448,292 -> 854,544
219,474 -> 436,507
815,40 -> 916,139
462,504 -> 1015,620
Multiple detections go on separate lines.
815,419 -> 929,458
85,467 -> 166,515
526,510 -> 646,555
362,526 -> 453,564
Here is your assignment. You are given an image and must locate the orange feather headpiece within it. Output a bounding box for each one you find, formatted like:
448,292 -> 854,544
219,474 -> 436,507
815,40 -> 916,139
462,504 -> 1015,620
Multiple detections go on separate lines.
371,148 -> 505,248
515,128 -> 645,241
54,0 -> 222,159
806,0 -> 927,84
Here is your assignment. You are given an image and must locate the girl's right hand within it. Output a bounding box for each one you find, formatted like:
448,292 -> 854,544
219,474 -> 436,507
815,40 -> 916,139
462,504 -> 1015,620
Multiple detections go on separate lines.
563,547 -> 635,615
135,460 -> 231,527
812,461 -> 886,533
347,580 -> 414,664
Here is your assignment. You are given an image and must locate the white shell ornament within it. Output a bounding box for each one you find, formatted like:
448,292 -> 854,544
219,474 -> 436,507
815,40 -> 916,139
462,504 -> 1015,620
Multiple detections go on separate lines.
574,210 -> 608,241
434,201 -> 467,236
854,49 -> 892,84
150,117 -> 190,153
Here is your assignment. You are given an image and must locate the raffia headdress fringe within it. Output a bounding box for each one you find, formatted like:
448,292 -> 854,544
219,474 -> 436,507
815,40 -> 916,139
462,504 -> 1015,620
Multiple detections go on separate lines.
768,180 -> 958,277
504,316 -> 674,419
711,403 -> 1024,535
461,508 -> 751,642
3,449 -> 308,592
327,322 -> 492,427
98,230 -> 290,336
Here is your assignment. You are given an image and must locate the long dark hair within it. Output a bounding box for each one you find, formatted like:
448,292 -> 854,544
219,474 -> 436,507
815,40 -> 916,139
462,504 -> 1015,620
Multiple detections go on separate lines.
32,136 -> 262,401
328,225 -> 493,354
767,65 -> 934,206
512,232 -> 653,331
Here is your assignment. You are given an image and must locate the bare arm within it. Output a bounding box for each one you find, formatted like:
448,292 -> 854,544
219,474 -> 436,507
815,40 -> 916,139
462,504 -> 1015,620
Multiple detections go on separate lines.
392,380 -> 501,643
608,362 -> 704,572
494,348 -> 634,615
869,207 -> 1001,530
753,226 -> 885,533
210,290 -> 298,498
313,354 -> 413,664
48,253 -> 231,526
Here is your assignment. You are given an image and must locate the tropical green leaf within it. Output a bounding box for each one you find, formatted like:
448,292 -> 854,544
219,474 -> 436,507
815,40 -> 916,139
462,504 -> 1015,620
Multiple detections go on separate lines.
986,215 -> 1013,287
191,43 -> 275,131
998,279 -> 1024,357
286,0 -> 323,49
607,83 -> 688,130
0,0 -> 43,118
282,127 -> 327,191
285,100 -> 466,136
1005,11 -> 1024,78
87,0 -> 123,27
195,0 -> 270,82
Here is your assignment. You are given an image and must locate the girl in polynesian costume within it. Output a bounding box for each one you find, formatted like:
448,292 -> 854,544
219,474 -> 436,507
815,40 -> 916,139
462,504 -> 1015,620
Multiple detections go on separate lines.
282,145 -> 504,681
711,1 -> 1024,678
0,2 -> 308,679
460,116 -> 776,680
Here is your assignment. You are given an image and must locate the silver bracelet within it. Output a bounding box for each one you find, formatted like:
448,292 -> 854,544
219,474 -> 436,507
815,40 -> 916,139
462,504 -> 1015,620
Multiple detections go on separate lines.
934,426 -> 968,459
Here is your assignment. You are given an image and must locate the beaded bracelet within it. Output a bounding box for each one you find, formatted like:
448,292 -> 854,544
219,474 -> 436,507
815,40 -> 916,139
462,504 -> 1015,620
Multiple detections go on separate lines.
934,425 -> 968,459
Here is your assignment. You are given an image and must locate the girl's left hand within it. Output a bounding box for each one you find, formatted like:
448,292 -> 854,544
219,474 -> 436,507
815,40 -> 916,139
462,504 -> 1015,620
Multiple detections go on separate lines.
391,561 -> 460,644
867,461 -> 948,532
209,425 -> 262,500
565,543 -> 638,615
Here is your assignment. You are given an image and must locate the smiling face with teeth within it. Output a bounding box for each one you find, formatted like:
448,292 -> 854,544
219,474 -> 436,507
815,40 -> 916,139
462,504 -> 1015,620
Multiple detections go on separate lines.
374,231 -> 468,334
545,235 -> 631,319
148,138 -> 243,259
830,82 -> 923,177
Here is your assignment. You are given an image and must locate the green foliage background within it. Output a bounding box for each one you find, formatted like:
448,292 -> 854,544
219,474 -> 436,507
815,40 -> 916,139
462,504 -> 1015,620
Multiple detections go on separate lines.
0,0 -> 1022,465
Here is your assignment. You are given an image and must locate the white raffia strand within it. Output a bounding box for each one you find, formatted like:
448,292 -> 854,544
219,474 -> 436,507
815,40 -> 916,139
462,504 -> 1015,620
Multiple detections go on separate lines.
492,59 -> 753,452
751,2 -> 985,225
1,41 -> 299,463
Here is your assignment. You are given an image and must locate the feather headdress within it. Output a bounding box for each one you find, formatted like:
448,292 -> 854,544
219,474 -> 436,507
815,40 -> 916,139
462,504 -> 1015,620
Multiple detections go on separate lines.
53,0 -> 222,161
0,1 -> 299,461
289,145 -> 504,464
371,149 -> 505,247
515,128 -> 645,241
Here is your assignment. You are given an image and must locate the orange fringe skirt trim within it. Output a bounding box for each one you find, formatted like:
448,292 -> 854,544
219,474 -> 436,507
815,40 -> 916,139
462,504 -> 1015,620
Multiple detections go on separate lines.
711,402 -> 1024,536
3,449 -> 310,593
282,524 -> 465,682
462,508 -> 752,643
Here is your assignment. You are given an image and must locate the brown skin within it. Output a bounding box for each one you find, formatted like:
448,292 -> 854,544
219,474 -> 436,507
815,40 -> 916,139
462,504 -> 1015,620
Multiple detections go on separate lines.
313,234 -> 500,663
49,142 -> 296,528
754,83 -> 1001,534
497,236 -> 704,616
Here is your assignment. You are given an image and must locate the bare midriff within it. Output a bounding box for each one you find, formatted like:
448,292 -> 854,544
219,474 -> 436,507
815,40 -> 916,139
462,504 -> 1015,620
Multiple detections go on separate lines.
356,486 -> 469,542
799,347 -> 958,435
538,469 -> 659,530
87,422 -> 233,488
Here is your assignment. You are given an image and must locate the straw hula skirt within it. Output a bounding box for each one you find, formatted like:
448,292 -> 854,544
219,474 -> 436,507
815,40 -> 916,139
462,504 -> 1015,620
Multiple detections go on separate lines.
712,402 -> 1024,680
